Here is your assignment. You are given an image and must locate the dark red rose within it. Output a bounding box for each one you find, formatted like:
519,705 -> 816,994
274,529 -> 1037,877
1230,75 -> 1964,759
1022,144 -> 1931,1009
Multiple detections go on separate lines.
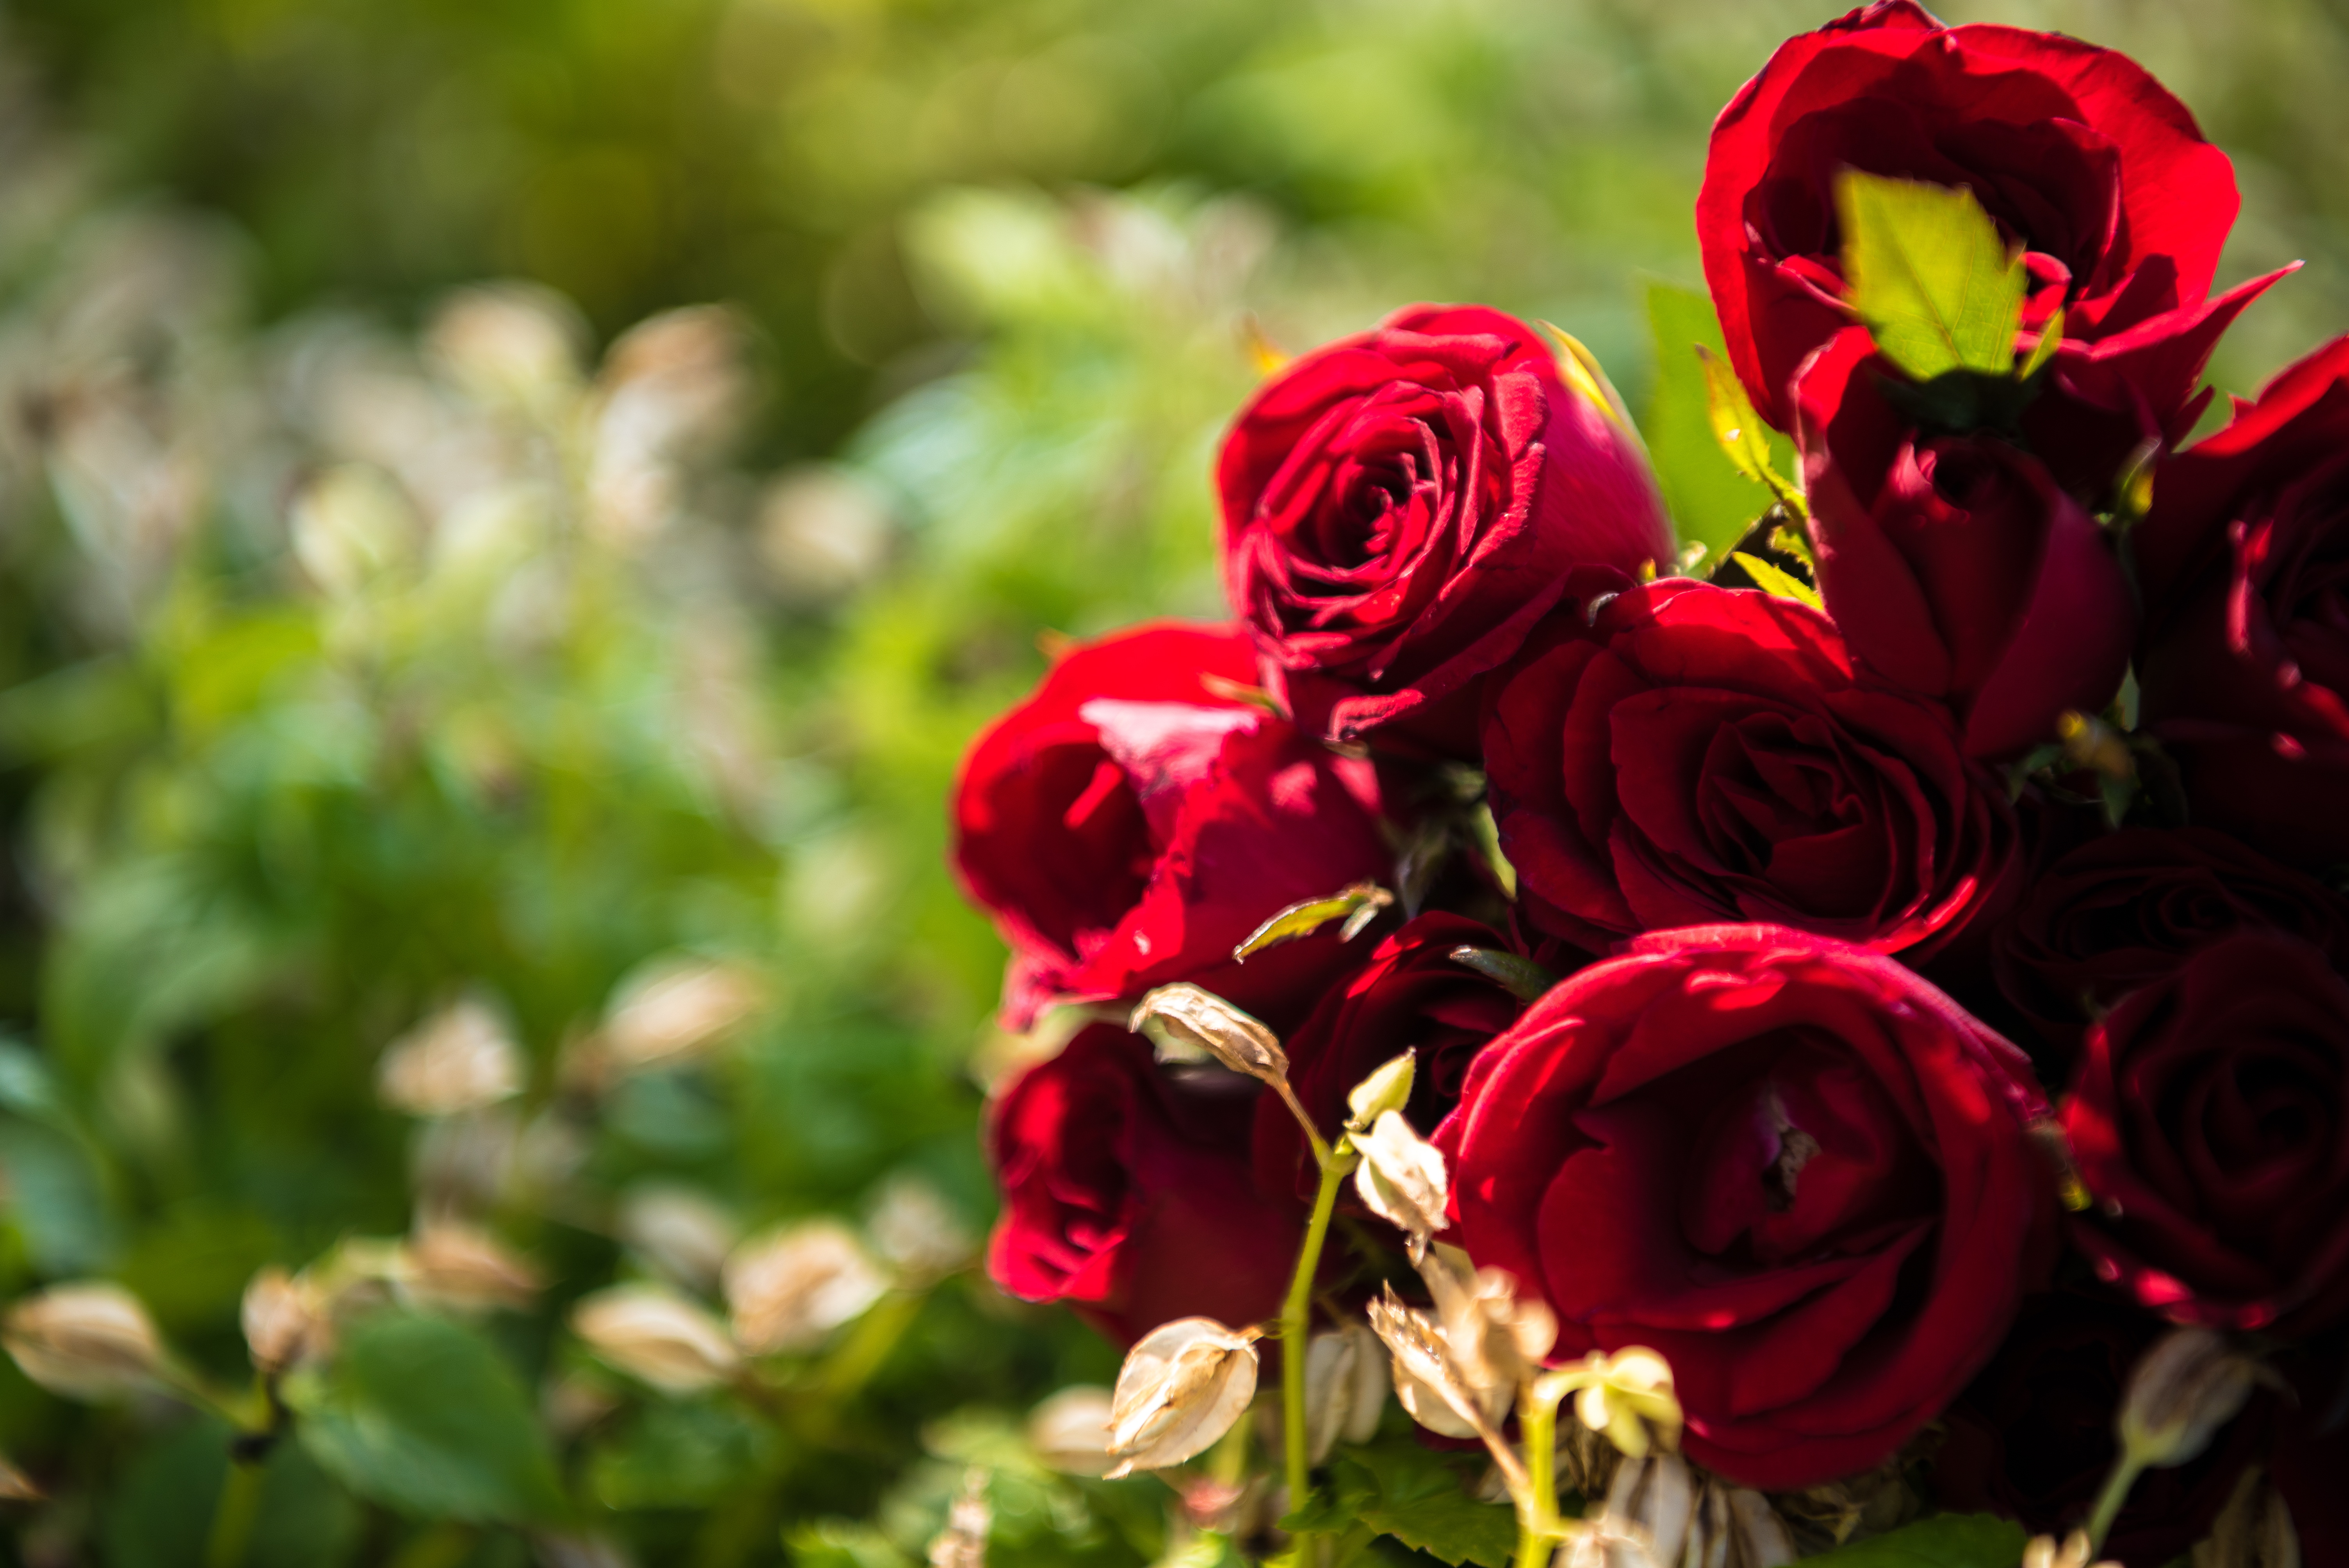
2134,337 -> 2349,866
986,1024 -> 1299,1347
952,622 -> 1390,1030
1480,579 -> 2018,959
1797,328 -> 2134,758
1438,925 -> 2057,1488
2272,1349 -> 2349,1567
1251,912 -> 1529,1207
1700,0 -> 2280,470
1932,1291 -> 2265,1567
1996,827 -> 2349,1051
1217,304 -> 1671,753
2061,932 -> 2349,1336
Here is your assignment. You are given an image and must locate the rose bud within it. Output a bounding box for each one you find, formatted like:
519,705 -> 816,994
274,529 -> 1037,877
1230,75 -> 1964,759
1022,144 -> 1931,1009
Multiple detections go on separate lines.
570,1283 -> 740,1394
1103,1317 -> 1262,1477
1796,329 -> 2134,759
2133,337 -> 2349,865
1481,582 -> 2018,960
723,1219 -> 889,1356
1027,1384 -> 1115,1477
1933,1292 -> 2268,1566
376,998 -> 526,1119
3,1283 -> 169,1401
951,622 -> 1389,1032
984,1024 -> 1299,1347
1699,0 -> 2285,475
1217,304 -> 1670,754
2060,933 -> 2349,1336
1437,925 -> 2057,1489
1302,1321 -> 1388,1464
1252,913 -> 1529,1208
1993,828 -> 2349,1056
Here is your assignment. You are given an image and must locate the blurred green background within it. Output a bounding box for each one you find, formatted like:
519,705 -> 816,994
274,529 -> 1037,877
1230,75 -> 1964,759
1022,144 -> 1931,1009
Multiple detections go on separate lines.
0,0 -> 2337,1563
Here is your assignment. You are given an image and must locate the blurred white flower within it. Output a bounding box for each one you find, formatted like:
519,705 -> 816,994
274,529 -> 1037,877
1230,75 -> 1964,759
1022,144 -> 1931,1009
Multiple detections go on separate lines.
3,1283 -> 167,1401
756,465 -> 893,602
241,1266 -> 328,1376
403,1220 -> 542,1312
377,998 -> 525,1118
867,1174 -> 975,1283
290,462 -> 419,599
724,1219 -> 889,1355
424,282 -> 586,419
572,1284 -> 740,1394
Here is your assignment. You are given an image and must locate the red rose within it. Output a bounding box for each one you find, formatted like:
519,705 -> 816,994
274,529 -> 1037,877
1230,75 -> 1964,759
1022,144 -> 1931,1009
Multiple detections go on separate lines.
1480,579 -> 2018,959
1438,926 -> 2057,1488
1700,0 -> 2279,465
2133,337 -> 2349,865
1251,912 -> 1529,1207
986,1024 -> 1299,1347
1797,328 -> 2134,759
1217,304 -> 1671,753
2060,932 -> 2349,1336
952,622 -> 1390,1030
1932,1292 -> 2265,1567
1994,827 -> 2349,1050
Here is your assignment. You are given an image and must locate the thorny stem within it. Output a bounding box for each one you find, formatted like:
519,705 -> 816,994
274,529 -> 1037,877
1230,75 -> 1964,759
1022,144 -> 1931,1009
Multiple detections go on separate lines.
2083,1453 -> 2146,1555
1282,1150 -> 1348,1562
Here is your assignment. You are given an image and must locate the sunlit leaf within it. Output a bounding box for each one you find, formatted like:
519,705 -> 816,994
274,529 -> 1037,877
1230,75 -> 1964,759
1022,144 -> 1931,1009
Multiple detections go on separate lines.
1729,552 -> 1825,610
1837,172 -> 2025,382
1232,882 -> 1392,962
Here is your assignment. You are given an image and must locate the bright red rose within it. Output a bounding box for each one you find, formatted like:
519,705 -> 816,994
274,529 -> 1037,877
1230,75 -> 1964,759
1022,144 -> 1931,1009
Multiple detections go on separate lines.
1932,1291 -> 2266,1567
1797,328 -> 2134,759
2060,932 -> 2349,1336
1994,827 -> 2349,1051
1699,0 -> 2279,463
2133,337 -> 2349,865
986,1024 -> 1299,1347
1217,304 -> 1670,753
1480,579 -> 2018,959
952,622 -> 1390,1030
1438,926 -> 2057,1488
1251,912 -> 1530,1207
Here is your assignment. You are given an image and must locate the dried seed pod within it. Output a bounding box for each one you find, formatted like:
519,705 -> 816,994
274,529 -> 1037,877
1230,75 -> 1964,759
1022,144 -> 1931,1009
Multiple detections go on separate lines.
2118,1329 -> 2267,1471
1355,1110 -> 1451,1241
926,1467 -> 992,1568
1367,1283 -> 1509,1441
724,1219 -> 889,1356
1128,985 -> 1288,1085
571,1284 -> 739,1393
1027,1385 -> 1115,1477
2,1283 -> 168,1401
1303,1320 -> 1390,1463
404,1220 -> 542,1312
241,1266 -> 328,1376
376,998 -> 525,1118
1103,1317 -> 1261,1478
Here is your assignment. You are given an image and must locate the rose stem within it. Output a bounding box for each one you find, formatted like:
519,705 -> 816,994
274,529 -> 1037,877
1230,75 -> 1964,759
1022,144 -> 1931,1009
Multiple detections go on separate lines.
2083,1452 -> 2146,1555
1281,1151 -> 1347,1562
1513,1379 -> 1566,1568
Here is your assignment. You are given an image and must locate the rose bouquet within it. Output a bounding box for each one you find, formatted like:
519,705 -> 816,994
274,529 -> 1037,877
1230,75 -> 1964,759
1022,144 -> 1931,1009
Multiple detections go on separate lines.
948,5 -> 2349,1565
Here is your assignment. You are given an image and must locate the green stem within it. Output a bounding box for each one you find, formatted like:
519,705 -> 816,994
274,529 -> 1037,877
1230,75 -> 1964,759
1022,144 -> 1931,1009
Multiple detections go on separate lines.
1514,1382 -> 1563,1568
204,1457 -> 266,1568
2083,1454 -> 2146,1554
1282,1153 -> 1348,1557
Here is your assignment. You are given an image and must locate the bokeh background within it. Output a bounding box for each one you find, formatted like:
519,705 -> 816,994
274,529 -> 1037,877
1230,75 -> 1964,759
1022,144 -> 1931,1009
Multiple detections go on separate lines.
0,0 -> 2338,1563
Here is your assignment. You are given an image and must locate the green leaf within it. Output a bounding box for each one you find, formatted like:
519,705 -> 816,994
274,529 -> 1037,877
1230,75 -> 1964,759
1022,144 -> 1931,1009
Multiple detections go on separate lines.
1695,346 -> 1804,516
1794,1513 -> 2029,1566
1837,172 -> 2025,382
287,1310 -> 567,1524
1729,552 -> 1825,611
1291,1441 -> 1517,1568
1446,947 -> 1555,1003
1233,882 -> 1393,962
588,1396 -> 774,1510
1641,283 -> 1800,559
2018,306 -> 2064,382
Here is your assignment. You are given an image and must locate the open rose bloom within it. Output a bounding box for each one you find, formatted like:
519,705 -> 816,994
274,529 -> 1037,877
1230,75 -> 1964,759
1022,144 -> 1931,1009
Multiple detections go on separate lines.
947,4 -> 2349,1562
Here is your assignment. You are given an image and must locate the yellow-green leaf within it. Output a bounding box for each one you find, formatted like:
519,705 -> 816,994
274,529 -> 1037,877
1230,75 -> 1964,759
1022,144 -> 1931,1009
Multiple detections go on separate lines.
1695,346 -> 1805,517
1730,552 -> 1823,610
2018,306 -> 2064,382
1837,171 -> 2025,382
1232,882 -> 1392,962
